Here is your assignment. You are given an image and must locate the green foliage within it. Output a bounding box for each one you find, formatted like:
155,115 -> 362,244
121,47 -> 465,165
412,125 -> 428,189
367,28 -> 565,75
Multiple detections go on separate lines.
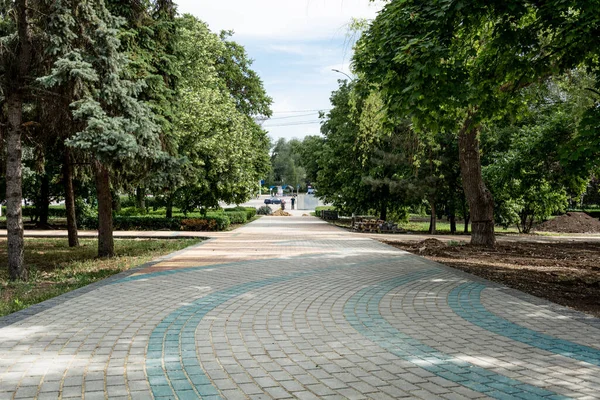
21,206 -> 67,221
256,206 -> 272,215
483,75 -> 597,233
223,211 -> 247,224
79,214 -> 230,231
224,206 -> 257,220
164,15 -> 271,211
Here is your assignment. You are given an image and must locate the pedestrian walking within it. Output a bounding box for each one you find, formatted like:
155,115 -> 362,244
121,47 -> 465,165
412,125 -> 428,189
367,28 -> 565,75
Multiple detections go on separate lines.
291,196 -> 296,210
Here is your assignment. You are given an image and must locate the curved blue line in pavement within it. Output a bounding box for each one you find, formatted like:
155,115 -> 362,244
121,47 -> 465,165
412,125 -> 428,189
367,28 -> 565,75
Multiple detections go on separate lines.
344,273 -> 569,400
450,282 -> 600,367
146,258 -> 395,400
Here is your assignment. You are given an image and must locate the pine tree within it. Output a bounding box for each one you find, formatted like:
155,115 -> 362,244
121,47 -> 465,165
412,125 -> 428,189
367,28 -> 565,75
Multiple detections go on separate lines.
38,0 -> 163,257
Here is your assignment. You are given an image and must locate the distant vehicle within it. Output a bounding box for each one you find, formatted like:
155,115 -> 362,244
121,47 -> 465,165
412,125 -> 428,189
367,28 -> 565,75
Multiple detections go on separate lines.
271,197 -> 282,204
307,188 -> 315,195
264,198 -> 272,204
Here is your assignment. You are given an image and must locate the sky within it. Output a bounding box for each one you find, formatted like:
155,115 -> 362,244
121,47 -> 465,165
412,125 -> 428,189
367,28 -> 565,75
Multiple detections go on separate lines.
176,0 -> 384,142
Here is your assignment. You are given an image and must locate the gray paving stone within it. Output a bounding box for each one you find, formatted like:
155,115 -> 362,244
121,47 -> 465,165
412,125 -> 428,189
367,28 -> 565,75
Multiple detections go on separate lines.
1,216 -> 600,400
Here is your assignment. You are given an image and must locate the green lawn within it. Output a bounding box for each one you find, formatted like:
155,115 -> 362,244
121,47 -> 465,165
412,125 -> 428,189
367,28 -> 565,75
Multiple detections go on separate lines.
0,238 -> 200,317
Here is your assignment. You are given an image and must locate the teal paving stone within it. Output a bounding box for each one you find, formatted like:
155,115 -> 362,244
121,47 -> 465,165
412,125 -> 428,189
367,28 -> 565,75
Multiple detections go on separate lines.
152,385 -> 175,398
486,390 -> 529,400
167,371 -> 188,381
147,351 -> 163,359
170,379 -> 195,390
449,282 -> 600,367
343,272 -> 568,400
147,359 -> 163,367
436,371 -> 467,382
487,382 -> 523,394
176,390 -> 202,400
189,374 -> 211,386
165,362 -> 182,371
146,366 -> 164,377
148,376 -> 169,386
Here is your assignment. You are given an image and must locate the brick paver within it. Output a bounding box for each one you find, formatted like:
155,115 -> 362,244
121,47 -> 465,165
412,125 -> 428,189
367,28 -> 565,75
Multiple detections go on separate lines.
1,216 -> 600,399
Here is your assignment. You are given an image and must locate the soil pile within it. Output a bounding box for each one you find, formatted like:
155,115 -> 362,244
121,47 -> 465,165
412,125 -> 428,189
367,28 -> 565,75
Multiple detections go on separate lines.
536,212 -> 600,233
271,210 -> 292,217
400,238 -> 450,256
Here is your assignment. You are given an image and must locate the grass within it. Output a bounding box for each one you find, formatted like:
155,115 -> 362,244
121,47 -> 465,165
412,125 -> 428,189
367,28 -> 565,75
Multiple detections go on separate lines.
397,221 -> 521,234
0,238 -> 200,317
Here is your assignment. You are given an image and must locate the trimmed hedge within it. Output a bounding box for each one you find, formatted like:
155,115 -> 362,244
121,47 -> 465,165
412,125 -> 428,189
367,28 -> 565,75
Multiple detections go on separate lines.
79,214 -> 231,231
224,206 -> 257,220
224,211 -> 247,224
22,206 -> 67,219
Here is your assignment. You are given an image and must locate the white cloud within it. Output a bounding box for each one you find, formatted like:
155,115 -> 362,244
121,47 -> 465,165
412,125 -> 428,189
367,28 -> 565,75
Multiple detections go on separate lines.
176,0 -> 383,41
175,0 -> 382,141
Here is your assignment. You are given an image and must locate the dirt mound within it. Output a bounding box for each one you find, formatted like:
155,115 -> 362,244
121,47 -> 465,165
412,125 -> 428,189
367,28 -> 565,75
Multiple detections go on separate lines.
389,238 -> 449,256
271,210 -> 292,217
536,212 -> 600,233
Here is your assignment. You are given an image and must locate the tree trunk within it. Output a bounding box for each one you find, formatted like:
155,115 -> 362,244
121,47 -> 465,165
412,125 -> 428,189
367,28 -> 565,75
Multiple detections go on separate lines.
379,200 -> 387,221
95,161 -> 114,258
166,195 -> 173,219
428,200 -> 437,234
63,150 -> 79,247
6,0 -> 33,281
38,174 -> 50,226
458,114 -> 495,246
464,212 -> 470,233
136,187 -> 145,209
111,188 -> 121,212
6,93 -> 26,281
450,213 -> 456,234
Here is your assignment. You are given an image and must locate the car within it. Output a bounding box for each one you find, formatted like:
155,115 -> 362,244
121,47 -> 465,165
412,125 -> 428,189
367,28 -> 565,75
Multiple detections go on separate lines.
264,198 -> 272,204
271,197 -> 282,204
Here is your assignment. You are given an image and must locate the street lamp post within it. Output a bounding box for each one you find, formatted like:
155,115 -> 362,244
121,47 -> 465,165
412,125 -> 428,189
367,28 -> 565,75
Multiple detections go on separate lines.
331,69 -> 354,81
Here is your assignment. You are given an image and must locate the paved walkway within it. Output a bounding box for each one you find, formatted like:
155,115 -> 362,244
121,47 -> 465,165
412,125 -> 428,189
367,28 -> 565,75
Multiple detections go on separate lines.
2,216 -> 600,400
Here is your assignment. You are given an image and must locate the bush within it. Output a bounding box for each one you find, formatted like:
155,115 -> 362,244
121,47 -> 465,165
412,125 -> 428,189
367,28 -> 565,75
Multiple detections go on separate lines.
22,205 -> 68,221
224,206 -> 256,220
224,211 -> 247,224
257,206 -> 272,215
76,200 -> 97,228
78,215 -> 231,231
117,207 -> 148,216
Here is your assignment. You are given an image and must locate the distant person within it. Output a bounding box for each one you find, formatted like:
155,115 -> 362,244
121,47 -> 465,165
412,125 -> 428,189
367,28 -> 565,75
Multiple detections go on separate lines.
291,196 -> 296,210
281,199 -> 286,211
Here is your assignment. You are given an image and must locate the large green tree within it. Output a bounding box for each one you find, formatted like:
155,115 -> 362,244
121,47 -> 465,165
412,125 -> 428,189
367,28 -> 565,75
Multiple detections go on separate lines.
166,15 -> 271,213
39,0 -> 164,257
354,0 -> 600,246
1,0 -> 36,279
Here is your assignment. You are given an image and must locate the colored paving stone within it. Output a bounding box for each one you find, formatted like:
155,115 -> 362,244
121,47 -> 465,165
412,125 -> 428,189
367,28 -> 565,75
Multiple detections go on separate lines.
1,216 -> 600,399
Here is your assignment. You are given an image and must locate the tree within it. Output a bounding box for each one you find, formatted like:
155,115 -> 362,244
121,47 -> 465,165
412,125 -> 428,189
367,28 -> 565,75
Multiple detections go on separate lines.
39,0 -> 164,258
483,73 -> 598,232
1,0 -> 35,280
166,15 -> 271,212
355,0 -> 600,245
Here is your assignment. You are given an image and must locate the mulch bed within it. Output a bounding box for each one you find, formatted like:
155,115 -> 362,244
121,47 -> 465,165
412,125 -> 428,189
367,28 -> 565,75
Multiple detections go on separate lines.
385,239 -> 600,317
